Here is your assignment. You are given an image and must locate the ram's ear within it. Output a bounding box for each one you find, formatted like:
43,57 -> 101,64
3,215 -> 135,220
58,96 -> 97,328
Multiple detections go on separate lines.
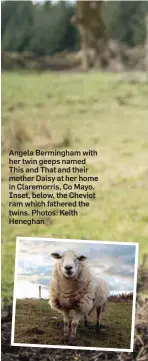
51,253 -> 62,259
77,255 -> 87,262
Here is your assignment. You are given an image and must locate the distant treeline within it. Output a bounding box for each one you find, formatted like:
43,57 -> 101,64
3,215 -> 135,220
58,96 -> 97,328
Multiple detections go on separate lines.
108,293 -> 133,302
1,1 -> 148,56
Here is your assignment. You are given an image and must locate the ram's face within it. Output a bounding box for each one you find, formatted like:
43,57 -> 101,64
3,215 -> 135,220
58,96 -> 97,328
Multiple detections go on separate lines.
51,250 -> 87,279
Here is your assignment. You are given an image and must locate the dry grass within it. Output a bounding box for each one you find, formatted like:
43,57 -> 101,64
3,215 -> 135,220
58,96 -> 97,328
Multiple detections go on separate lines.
14,299 -> 133,349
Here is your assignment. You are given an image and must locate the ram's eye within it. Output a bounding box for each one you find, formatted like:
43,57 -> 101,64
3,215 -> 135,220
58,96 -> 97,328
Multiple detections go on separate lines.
77,257 -> 81,261
77,255 -> 87,261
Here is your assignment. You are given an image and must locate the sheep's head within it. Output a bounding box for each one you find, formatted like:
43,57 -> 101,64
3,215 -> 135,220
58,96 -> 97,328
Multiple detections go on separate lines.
51,250 -> 87,279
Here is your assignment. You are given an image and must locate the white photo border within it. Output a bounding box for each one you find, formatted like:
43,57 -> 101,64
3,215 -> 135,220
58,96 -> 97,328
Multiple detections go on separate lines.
11,237 -> 139,352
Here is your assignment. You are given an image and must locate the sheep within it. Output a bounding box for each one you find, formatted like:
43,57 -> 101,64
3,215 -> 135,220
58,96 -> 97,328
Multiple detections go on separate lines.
49,249 -> 109,343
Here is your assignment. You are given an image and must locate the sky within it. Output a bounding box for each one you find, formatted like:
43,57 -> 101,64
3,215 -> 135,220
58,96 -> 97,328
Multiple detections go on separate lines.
15,238 -> 137,299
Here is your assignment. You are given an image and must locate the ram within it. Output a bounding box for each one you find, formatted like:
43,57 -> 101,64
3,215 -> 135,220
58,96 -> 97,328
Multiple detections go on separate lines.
49,250 -> 109,343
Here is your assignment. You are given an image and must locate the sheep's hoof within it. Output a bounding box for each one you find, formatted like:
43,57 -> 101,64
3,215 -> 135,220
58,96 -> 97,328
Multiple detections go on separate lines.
63,334 -> 69,343
69,336 -> 76,345
99,323 -> 106,329
96,323 -> 106,333
96,323 -> 100,333
84,320 -> 88,327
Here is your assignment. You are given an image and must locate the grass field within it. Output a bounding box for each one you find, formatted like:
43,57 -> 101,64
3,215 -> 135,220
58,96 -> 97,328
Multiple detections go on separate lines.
14,299 -> 133,349
2,71 -> 148,305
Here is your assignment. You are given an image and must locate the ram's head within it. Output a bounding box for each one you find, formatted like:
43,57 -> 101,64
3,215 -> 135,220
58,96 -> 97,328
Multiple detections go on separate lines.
51,250 -> 87,279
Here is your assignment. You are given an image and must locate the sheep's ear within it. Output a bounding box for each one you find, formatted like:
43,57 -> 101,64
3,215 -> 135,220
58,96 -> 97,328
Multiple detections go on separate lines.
77,255 -> 87,261
51,253 -> 62,259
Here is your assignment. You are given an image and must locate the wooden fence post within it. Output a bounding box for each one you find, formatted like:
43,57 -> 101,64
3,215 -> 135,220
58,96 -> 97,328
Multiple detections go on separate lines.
39,285 -> 41,299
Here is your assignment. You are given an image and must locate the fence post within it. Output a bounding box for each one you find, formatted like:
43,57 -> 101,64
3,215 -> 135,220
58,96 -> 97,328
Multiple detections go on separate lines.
39,285 -> 41,299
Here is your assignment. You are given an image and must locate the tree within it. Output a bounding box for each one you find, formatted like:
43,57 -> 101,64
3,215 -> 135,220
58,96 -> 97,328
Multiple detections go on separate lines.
1,0 -> 148,57
104,1 -> 148,47
1,0 -> 77,56
72,1 -> 107,70
2,1 -> 34,52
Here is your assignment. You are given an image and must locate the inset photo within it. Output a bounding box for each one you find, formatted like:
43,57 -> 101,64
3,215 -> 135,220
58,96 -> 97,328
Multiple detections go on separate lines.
11,237 -> 138,352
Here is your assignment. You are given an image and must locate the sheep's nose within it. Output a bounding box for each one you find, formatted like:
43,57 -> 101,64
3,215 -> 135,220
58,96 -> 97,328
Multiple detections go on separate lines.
65,265 -> 72,271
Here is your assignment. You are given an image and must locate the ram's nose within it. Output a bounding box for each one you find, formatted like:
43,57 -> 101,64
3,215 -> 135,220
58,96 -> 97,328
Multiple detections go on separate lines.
65,265 -> 72,271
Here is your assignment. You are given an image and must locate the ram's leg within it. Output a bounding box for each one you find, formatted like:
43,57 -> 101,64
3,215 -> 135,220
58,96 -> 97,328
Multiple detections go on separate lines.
63,310 -> 70,340
96,306 -> 102,332
84,314 -> 88,327
70,311 -> 81,344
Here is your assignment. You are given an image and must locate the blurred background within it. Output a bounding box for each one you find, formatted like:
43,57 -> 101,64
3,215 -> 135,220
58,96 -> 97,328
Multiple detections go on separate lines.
1,0 -> 148,307
1,0 -> 148,71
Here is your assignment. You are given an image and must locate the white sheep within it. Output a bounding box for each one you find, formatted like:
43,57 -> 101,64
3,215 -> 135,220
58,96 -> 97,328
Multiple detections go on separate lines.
49,249 -> 109,343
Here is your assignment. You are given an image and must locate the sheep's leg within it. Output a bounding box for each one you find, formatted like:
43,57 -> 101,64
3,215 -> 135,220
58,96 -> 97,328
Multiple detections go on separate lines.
84,314 -> 88,327
96,306 -> 102,332
63,310 -> 70,340
70,311 -> 81,344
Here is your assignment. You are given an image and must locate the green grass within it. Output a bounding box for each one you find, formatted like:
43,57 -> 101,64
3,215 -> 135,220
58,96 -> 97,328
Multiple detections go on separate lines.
2,71 -> 148,304
14,299 -> 132,349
